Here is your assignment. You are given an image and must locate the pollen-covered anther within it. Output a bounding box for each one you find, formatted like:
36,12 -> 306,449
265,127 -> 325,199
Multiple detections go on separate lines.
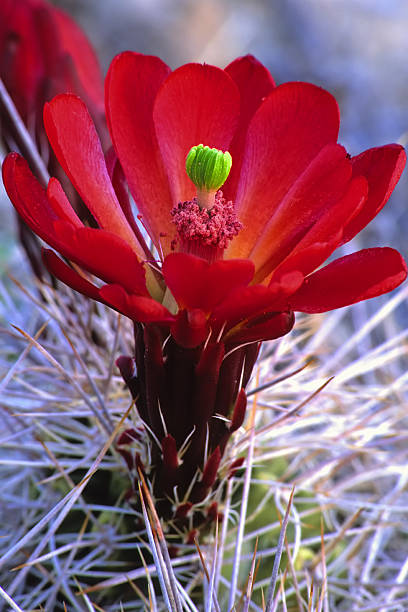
171,191 -> 242,251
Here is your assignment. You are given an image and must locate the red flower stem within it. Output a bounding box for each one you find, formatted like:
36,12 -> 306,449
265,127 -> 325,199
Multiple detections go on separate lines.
0,78 -> 49,187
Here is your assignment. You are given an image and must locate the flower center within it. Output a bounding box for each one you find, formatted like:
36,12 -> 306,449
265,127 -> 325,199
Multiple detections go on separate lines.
171,144 -> 242,262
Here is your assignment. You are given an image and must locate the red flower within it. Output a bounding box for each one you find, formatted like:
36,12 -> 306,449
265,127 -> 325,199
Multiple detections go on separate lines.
0,0 -> 107,280
0,0 -> 104,132
3,53 -> 407,528
3,53 -> 406,348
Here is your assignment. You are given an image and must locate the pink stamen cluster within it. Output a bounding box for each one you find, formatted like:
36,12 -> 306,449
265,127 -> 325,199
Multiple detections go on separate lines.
171,191 -> 242,251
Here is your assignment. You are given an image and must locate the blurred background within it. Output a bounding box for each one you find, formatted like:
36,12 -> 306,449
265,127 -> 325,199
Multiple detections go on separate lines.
1,0 -> 408,268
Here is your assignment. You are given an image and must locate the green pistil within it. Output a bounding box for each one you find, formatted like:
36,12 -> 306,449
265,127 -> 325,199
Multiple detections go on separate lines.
186,144 -> 232,209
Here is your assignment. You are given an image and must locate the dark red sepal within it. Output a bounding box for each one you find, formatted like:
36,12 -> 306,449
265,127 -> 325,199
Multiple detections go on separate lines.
116,356 -> 139,401
207,501 -> 219,522
171,308 -> 209,348
192,342 -> 225,432
162,434 -> 178,470
228,457 -> 245,479
229,388 -> 247,433
160,434 -> 179,490
175,502 -> 193,519
191,447 -> 222,503
202,446 -> 221,488
218,388 -> 248,453
186,529 -> 198,545
179,342 -> 225,479
117,428 -> 140,446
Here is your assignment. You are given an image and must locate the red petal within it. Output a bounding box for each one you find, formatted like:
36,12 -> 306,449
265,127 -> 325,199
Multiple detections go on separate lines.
53,222 -> 148,295
0,0 -> 46,117
100,284 -> 174,323
270,175 -> 368,282
249,144 -> 352,281
227,311 -> 295,345
53,7 -> 104,113
44,93 -> 144,257
105,147 -> 153,261
44,250 -> 155,325
342,145 -> 406,243
105,147 -> 137,231
3,153 -> 60,241
105,52 -> 173,252
31,5 -> 61,78
46,177 -> 82,227
163,253 -> 254,312
3,154 -> 148,295
153,63 -> 240,205
211,272 -> 303,331
3,153 -> 82,240
228,82 -> 340,260
223,55 -> 275,201
289,248 -> 407,313
42,248 -> 102,301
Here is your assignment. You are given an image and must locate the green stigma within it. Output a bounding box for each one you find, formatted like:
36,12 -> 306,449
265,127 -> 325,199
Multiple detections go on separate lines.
186,144 -> 232,193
